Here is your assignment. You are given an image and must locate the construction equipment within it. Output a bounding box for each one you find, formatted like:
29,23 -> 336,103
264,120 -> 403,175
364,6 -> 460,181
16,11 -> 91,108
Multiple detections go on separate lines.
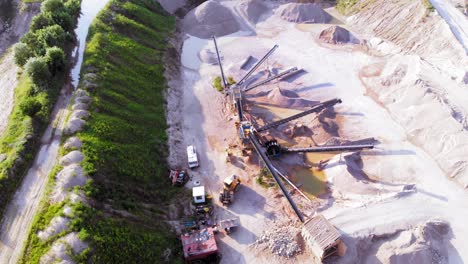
255,98 -> 342,132
264,139 -> 374,158
169,169 -> 189,187
219,175 -> 241,205
187,145 -> 199,169
249,133 -> 305,222
218,217 -> 240,235
181,228 -> 220,264
244,67 -> 299,92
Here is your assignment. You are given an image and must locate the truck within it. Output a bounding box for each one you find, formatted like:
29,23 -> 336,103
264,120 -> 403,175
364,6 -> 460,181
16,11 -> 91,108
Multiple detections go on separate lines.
187,145 -> 199,169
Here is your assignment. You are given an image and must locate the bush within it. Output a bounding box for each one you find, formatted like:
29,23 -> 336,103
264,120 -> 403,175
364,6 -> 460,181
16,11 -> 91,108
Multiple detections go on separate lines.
228,76 -> 236,85
19,97 -> 43,117
45,46 -> 65,75
14,43 -> 33,66
336,0 -> 358,15
25,57 -> 51,90
213,76 -> 223,92
30,13 -> 54,31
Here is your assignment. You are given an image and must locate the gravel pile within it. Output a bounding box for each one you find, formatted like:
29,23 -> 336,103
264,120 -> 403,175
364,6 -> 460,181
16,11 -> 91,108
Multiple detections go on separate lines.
182,0 -> 240,38
240,0 -> 268,23
319,25 -> 351,44
276,3 -> 332,24
253,225 -> 301,258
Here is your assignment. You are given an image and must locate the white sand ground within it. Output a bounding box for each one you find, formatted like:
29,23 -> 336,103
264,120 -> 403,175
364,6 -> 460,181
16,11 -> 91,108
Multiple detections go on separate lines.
0,53 -> 18,137
170,1 -> 468,263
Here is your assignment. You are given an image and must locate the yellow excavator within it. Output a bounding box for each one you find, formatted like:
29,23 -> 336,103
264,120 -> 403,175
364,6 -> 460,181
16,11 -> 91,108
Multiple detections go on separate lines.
219,175 -> 241,205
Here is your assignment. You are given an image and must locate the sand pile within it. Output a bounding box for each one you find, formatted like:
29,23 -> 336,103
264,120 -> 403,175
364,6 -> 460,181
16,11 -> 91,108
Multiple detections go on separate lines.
252,222 -> 302,258
239,0 -> 268,23
59,150 -> 84,166
63,137 -> 82,150
37,216 -> 70,241
276,3 -> 332,24
319,26 -> 351,44
41,232 -> 88,264
262,87 -> 318,108
51,165 -> 87,203
182,1 -> 240,38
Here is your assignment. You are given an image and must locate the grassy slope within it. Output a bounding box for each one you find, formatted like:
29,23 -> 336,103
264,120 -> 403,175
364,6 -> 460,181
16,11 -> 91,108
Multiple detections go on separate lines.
21,0 -> 183,263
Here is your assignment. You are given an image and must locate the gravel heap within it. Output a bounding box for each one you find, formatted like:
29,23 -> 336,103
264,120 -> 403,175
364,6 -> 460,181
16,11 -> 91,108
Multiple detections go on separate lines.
276,3 -> 332,24
252,224 -> 301,258
182,0 -> 240,38
240,0 -> 268,23
319,25 -> 351,44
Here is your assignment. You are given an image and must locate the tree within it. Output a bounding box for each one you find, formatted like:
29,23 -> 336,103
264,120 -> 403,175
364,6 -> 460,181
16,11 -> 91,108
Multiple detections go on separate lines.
13,43 -> 33,67
35,25 -> 68,54
45,46 -> 66,75
41,0 -> 64,13
30,13 -> 54,31
25,57 -> 51,91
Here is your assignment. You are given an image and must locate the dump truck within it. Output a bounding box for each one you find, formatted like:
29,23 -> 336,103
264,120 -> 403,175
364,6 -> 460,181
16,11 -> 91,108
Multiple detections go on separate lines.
219,175 -> 241,205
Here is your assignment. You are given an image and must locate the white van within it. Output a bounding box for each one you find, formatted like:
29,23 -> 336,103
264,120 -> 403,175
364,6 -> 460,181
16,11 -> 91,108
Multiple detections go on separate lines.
187,145 -> 199,168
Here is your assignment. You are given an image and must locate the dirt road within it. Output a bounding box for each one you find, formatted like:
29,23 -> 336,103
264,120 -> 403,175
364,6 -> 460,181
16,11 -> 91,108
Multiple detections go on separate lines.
0,89 -> 72,263
0,53 -> 18,137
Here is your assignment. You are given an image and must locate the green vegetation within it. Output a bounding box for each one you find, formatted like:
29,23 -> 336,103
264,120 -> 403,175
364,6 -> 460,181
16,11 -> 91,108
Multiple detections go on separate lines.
227,76 -> 236,85
21,0 -> 184,262
213,76 -> 223,91
423,0 -> 435,12
0,0 -> 80,218
256,167 -> 276,188
336,0 -> 358,15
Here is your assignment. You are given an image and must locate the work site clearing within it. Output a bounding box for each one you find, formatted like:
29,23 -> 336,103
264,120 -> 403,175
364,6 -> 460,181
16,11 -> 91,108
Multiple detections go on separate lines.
162,0 -> 468,263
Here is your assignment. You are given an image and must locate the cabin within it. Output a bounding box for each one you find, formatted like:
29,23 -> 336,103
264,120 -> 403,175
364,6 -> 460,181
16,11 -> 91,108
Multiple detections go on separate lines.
301,214 -> 346,260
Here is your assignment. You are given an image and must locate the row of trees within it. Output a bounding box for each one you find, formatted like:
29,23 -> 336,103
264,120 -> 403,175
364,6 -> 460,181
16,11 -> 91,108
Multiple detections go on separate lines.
14,0 -> 80,92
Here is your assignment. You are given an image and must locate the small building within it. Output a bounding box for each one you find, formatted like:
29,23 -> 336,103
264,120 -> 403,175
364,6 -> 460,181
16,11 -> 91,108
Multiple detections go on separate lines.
192,186 -> 206,204
181,228 -> 218,263
301,214 -> 346,260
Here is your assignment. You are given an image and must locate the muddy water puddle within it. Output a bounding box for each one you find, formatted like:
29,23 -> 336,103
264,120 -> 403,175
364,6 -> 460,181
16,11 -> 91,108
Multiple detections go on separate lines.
250,105 -> 335,197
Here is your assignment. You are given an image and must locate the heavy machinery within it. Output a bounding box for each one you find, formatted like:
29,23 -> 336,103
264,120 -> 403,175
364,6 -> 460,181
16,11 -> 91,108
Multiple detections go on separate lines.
169,169 -> 189,187
212,36 -> 375,222
219,175 -> 241,205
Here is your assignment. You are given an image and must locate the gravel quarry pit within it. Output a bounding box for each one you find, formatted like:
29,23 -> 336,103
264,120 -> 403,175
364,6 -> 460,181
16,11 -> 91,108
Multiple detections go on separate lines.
165,0 -> 468,263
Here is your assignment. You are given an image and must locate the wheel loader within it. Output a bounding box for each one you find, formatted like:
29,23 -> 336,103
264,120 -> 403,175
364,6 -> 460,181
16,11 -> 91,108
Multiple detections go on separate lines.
219,175 -> 241,205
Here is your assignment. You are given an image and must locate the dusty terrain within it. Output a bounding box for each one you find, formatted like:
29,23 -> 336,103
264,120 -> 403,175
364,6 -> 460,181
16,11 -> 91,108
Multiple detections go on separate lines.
163,0 -> 468,263
0,53 -> 18,137
0,0 -> 40,137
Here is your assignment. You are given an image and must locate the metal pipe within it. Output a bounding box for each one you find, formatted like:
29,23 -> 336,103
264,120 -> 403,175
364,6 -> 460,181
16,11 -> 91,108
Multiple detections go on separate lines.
284,144 -> 374,153
212,36 -> 228,89
237,45 -> 279,86
249,134 -> 305,222
256,98 -> 342,132
244,67 -> 299,91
